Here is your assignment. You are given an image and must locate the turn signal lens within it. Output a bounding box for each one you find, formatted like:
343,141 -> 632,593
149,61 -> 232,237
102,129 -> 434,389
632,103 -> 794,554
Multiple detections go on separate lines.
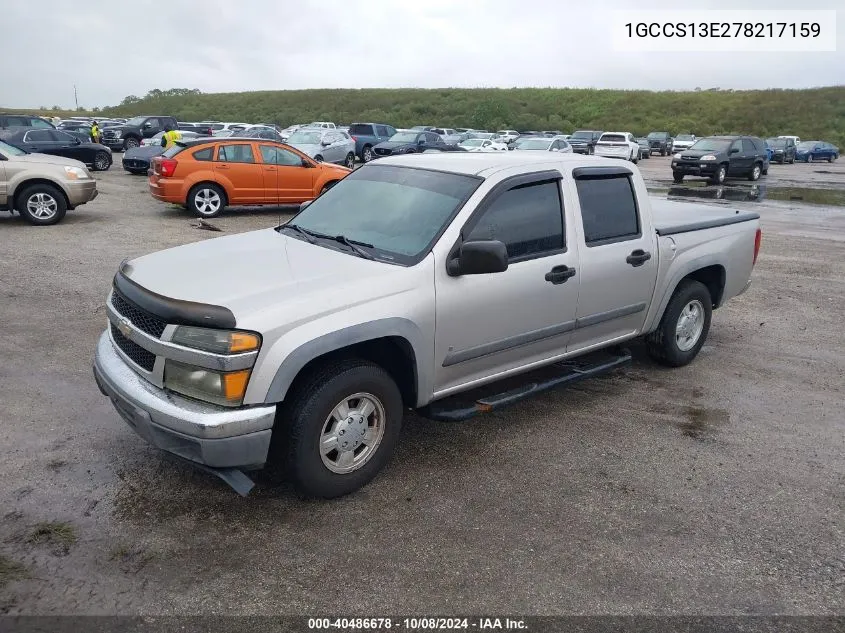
222,370 -> 251,401
171,326 -> 261,355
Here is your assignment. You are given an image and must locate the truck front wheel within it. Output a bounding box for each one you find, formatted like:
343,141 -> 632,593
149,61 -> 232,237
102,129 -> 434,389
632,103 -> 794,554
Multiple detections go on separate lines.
277,359 -> 403,498
646,279 -> 712,367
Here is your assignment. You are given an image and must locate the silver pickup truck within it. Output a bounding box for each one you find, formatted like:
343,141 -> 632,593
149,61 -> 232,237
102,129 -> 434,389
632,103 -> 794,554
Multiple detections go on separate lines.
93,153 -> 762,498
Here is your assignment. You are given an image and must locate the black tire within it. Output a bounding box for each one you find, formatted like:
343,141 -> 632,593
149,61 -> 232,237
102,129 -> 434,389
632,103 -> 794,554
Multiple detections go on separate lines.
789,155 -> 795,164
646,279 -> 712,368
123,137 -> 140,151
187,183 -> 226,218
748,162 -> 762,181
709,164 -> 727,185
661,148 -> 667,156
587,145 -> 594,155
15,183 -> 68,226
92,151 -> 111,171
828,156 -> 834,163
276,359 -> 403,498
362,146 -> 373,162
672,172 -> 684,183
344,152 -> 355,169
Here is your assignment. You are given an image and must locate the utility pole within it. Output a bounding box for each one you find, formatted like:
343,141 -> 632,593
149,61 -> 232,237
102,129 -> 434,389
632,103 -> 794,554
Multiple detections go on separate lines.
74,84 -> 79,110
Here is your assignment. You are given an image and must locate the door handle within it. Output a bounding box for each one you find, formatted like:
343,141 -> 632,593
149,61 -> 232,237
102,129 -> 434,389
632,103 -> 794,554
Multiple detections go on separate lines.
626,249 -> 652,267
545,265 -> 576,285
264,167 -> 276,171
217,164 -> 229,169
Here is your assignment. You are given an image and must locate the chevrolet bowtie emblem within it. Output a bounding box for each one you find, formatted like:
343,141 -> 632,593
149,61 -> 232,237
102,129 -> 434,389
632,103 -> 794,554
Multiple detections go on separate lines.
118,317 -> 133,337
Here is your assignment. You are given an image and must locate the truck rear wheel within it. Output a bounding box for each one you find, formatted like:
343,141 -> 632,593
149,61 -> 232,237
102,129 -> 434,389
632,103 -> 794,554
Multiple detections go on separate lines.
646,279 -> 712,367
276,359 -> 403,498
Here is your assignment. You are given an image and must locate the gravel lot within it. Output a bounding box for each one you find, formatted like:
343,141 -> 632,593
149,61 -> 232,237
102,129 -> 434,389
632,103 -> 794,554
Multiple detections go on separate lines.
0,154 -> 843,616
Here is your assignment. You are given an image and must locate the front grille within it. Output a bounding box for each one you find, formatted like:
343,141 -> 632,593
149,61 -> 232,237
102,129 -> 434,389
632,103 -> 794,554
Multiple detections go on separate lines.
111,323 -> 156,371
374,148 -> 391,156
111,290 -> 166,338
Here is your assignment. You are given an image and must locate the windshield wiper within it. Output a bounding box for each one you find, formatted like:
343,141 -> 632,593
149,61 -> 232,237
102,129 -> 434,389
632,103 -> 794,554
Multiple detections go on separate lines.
333,235 -> 375,260
278,223 -> 317,243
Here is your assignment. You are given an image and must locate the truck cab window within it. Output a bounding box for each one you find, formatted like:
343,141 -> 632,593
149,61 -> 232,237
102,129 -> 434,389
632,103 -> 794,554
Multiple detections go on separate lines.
576,175 -> 640,245
466,180 -> 564,260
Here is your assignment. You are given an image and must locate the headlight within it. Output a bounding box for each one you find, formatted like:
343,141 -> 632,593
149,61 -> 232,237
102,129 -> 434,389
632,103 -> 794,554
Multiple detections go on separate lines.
673,153 -> 682,159
170,325 -> 260,354
164,360 -> 251,407
700,154 -> 717,161
64,166 -> 90,180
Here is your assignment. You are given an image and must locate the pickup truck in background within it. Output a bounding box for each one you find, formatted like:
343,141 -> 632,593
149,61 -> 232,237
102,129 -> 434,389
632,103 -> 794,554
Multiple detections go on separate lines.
348,122 -> 397,162
647,131 -> 674,156
93,153 -> 761,499
101,115 -> 179,151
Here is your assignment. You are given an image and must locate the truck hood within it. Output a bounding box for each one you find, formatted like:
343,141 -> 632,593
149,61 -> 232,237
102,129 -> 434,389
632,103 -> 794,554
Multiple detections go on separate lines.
121,228 -> 414,326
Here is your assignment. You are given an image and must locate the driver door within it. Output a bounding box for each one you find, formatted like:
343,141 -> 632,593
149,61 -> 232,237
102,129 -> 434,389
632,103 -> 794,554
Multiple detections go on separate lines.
259,144 -> 314,202
433,174 -> 580,395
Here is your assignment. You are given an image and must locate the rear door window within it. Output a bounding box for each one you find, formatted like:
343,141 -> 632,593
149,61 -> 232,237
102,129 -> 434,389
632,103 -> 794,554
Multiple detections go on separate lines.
576,175 -> 640,246
217,144 -> 255,163
23,129 -> 53,142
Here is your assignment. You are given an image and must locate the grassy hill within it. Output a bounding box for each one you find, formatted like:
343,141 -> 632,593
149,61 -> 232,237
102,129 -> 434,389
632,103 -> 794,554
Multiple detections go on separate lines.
9,86 -> 845,146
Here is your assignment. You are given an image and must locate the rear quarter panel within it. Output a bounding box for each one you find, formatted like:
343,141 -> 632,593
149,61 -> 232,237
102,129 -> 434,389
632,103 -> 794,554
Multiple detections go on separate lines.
642,219 -> 759,333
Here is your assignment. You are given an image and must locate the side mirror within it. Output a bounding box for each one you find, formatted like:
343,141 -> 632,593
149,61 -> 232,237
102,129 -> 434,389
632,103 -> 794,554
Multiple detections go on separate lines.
301,158 -> 313,168
418,139 -> 426,145
730,148 -> 740,154
321,140 -> 331,146
142,122 -> 152,129
299,200 -> 312,212
447,240 -> 508,276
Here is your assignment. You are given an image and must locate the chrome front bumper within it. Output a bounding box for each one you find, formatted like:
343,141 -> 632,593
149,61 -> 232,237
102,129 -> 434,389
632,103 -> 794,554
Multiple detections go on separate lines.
93,331 -> 276,469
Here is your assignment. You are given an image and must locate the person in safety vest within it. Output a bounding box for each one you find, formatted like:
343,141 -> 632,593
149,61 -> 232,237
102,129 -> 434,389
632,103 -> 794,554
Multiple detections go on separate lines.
90,121 -> 100,144
161,124 -> 182,148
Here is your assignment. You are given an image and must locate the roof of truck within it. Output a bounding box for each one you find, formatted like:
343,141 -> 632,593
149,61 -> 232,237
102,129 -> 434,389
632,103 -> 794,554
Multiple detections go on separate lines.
374,151 -> 627,177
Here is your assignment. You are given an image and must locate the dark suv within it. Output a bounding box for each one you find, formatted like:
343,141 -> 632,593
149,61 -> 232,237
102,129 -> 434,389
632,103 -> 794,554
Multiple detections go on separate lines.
567,130 -> 603,155
101,115 -> 178,151
765,137 -> 797,164
646,131 -> 673,156
348,122 -> 397,162
672,135 -> 769,184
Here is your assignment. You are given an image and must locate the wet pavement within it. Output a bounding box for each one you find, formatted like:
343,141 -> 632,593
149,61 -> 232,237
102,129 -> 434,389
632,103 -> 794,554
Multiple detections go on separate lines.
0,157 -> 843,615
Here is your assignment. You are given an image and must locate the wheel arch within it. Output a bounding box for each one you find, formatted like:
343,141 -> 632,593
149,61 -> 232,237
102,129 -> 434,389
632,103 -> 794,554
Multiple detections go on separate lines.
261,318 -> 428,408
186,178 -> 229,206
12,178 -> 71,210
644,261 -> 726,334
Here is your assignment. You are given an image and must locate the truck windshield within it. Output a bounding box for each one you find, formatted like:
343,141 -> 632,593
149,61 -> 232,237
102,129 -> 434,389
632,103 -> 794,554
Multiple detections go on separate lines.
570,131 -> 593,140
286,165 -> 481,265
124,116 -> 148,127
647,132 -> 668,139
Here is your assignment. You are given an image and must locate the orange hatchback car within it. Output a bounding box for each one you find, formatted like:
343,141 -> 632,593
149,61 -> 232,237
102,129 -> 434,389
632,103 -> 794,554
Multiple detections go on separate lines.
148,139 -> 352,217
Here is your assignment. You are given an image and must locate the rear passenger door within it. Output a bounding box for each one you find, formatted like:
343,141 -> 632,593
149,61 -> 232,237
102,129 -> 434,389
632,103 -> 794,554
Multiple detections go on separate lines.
566,168 -> 658,354
214,143 -> 264,203
433,173 -> 581,395
727,139 -> 749,174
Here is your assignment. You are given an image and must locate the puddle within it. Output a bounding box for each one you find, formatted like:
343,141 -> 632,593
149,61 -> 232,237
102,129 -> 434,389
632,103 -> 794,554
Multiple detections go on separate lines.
648,183 -> 845,206
678,406 -> 730,440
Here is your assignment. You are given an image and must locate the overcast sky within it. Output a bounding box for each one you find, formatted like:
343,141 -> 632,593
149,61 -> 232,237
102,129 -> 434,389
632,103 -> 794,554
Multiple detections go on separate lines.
4,0 -> 843,109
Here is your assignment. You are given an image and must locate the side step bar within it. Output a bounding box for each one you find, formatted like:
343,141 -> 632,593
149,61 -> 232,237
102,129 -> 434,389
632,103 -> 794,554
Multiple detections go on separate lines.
419,348 -> 632,422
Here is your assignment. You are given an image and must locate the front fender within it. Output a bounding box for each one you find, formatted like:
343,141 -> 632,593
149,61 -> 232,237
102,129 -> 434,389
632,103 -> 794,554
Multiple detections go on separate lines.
258,317 -> 431,407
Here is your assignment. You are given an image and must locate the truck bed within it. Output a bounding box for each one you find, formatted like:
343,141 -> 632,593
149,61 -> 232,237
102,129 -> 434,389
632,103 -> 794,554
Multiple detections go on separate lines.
650,198 -> 760,236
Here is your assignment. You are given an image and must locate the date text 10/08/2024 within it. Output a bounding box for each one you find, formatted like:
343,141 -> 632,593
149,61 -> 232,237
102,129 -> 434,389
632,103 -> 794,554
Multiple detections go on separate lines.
308,618 -> 528,630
